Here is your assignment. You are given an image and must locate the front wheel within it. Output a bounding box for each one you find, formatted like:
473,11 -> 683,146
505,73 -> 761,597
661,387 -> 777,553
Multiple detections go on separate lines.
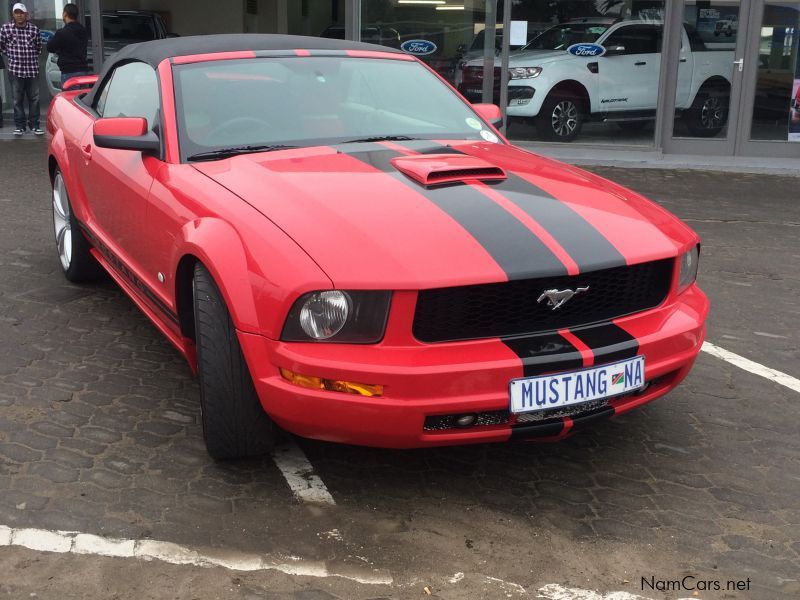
51,169 -> 103,282
193,263 -> 276,460
536,92 -> 584,142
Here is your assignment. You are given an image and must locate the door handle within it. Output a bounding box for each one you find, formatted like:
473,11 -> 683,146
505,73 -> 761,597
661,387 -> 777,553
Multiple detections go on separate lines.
733,58 -> 744,72
635,61 -> 647,66
81,144 -> 92,160
679,58 -> 687,63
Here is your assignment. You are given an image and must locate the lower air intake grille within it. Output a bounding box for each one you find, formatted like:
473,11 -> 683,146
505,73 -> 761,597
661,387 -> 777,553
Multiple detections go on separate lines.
424,411 -> 509,431
413,259 -> 673,343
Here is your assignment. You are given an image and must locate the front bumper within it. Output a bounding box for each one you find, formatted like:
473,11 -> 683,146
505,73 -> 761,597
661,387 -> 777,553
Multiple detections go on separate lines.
239,284 -> 708,448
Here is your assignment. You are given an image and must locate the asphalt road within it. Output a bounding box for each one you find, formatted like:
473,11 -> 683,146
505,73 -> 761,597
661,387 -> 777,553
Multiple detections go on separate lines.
0,141 -> 798,599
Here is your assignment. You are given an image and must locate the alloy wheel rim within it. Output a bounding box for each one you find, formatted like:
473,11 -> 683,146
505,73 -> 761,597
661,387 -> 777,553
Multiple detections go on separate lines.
52,173 -> 72,271
552,100 -> 578,137
701,97 -> 725,129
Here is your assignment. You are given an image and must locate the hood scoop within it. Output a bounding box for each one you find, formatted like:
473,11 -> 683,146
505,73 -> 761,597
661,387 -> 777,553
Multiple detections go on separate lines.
391,153 -> 506,187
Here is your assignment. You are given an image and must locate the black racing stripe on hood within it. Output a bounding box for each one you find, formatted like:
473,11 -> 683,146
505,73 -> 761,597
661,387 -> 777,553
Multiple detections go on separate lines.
502,332 -> 584,378
404,142 -> 627,273
340,145 -> 569,280
569,323 -> 639,365
484,174 -> 626,272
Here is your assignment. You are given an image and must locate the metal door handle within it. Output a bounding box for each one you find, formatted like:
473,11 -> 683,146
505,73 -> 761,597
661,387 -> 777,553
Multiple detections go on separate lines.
635,61 -> 647,66
733,58 -> 744,72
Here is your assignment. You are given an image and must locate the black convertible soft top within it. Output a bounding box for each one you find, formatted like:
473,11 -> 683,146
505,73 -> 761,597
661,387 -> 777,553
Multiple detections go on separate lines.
84,34 -> 403,106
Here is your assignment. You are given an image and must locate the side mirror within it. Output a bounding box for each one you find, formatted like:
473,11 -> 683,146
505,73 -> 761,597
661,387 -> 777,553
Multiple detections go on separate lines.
603,45 -> 626,56
63,74 -> 98,91
472,103 -> 503,129
93,117 -> 160,153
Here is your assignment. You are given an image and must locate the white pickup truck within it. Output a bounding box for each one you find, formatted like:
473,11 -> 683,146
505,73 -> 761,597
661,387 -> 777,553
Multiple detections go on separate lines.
458,19 -> 734,141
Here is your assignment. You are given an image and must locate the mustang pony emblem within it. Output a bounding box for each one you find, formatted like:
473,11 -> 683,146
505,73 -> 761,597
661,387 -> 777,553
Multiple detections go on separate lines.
537,286 -> 590,310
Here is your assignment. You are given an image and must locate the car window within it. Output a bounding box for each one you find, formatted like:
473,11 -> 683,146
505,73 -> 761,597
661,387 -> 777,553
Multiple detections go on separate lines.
96,61 -> 160,130
102,14 -> 157,41
604,25 -> 662,55
174,56 -> 497,157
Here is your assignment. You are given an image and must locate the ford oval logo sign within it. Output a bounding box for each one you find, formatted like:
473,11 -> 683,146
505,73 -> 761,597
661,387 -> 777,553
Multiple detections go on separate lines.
401,39 -> 438,56
566,43 -> 606,57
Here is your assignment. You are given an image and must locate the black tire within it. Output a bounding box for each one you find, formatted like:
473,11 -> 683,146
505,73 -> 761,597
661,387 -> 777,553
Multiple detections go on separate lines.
51,168 -> 103,283
683,84 -> 730,137
536,91 -> 585,142
193,263 -> 276,460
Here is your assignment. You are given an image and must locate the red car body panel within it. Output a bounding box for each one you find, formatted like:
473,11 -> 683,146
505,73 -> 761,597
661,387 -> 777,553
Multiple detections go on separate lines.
47,40 -> 709,448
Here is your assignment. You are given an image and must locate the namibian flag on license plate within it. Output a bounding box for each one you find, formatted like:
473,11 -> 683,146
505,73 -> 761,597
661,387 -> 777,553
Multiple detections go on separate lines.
509,356 -> 645,414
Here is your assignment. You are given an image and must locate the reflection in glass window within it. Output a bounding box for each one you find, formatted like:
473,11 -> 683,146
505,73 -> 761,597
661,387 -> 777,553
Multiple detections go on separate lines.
751,4 -> 800,141
502,1 -> 666,145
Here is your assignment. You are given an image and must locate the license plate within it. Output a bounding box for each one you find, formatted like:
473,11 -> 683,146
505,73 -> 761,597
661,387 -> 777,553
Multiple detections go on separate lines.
509,356 -> 645,415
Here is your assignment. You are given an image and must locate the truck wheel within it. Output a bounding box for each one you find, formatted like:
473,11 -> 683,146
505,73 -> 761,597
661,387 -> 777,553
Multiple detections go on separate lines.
536,92 -> 584,142
684,86 -> 729,137
51,168 -> 103,283
193,263 -> 276,460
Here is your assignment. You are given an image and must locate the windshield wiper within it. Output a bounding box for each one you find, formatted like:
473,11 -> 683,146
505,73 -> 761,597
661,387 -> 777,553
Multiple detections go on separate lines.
341,135 -> 419,144
187,144 -> 299,162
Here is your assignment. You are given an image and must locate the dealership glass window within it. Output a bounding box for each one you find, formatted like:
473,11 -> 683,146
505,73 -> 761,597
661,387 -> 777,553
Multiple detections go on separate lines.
750,2 -> 800,141
502,0 -> 667,146
359,0 -> 495,87
670,1 -> 738,140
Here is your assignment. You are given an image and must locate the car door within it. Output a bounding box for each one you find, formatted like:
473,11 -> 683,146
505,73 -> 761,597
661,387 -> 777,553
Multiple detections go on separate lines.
75,61 -> 161,294
597,24 -> 663,112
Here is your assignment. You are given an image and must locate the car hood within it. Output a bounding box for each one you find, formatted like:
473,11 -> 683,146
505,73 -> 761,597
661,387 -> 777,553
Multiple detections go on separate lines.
192,141 -> 695,289
465,49 -> 571,68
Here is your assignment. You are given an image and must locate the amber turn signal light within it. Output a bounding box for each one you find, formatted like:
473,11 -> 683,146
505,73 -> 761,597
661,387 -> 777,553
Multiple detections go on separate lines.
280,368 -> 384,397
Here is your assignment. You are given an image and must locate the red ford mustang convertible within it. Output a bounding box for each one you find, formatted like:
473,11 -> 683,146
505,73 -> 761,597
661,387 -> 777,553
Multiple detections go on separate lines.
47,35 -> 708,459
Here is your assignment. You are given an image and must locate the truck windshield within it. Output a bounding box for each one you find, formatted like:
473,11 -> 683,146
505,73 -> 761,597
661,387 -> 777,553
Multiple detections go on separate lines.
522,24 -> 608,51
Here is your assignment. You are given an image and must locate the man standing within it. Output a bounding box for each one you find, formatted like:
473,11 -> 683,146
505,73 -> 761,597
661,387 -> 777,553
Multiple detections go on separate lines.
46,3 -> 88,89
0,3 -> 42,136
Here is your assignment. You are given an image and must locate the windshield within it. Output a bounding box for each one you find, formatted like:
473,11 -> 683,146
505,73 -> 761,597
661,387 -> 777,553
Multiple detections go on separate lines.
101,15 -> 158,41
469,28 -> 528,52
174,56 -> 499,160
522,23 -> 608,51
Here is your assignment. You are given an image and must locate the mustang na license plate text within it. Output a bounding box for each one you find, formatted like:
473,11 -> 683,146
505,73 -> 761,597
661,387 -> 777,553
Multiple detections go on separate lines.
509,356 -> 645,414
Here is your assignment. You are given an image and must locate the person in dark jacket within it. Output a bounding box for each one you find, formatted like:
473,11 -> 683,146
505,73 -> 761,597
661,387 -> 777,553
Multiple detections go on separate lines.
46,3 -> 89,88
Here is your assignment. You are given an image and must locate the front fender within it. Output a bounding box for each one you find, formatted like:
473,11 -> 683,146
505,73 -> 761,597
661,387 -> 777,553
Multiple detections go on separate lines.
173,215 -> 332,339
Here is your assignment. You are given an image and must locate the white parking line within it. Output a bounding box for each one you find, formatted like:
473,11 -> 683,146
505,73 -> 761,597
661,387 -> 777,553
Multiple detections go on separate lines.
0,525 -> 391,584
702,342 -> 800,394
271,438 -> 336,505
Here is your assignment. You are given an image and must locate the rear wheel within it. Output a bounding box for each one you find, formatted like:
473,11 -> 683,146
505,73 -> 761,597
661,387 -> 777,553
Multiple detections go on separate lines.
684,85 -> 729,137
536,92 -> 584,142
51,168 -> 103,282
193,263 -> 276,460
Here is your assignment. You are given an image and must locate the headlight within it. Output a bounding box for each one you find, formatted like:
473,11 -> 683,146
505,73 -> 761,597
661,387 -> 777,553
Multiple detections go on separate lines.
282,290 -> 392,343
678,245 -> 700,293
509,67 -> 542,80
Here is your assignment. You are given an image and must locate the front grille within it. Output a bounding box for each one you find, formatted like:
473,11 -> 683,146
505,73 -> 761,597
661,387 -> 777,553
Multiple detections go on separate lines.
413,259 -> 673,343
424,411 -> 509,431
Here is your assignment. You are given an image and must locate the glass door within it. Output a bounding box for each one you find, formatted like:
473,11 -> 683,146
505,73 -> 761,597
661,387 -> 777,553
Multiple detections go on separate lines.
662,0 -> 751,154
736,0 -> 800,157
